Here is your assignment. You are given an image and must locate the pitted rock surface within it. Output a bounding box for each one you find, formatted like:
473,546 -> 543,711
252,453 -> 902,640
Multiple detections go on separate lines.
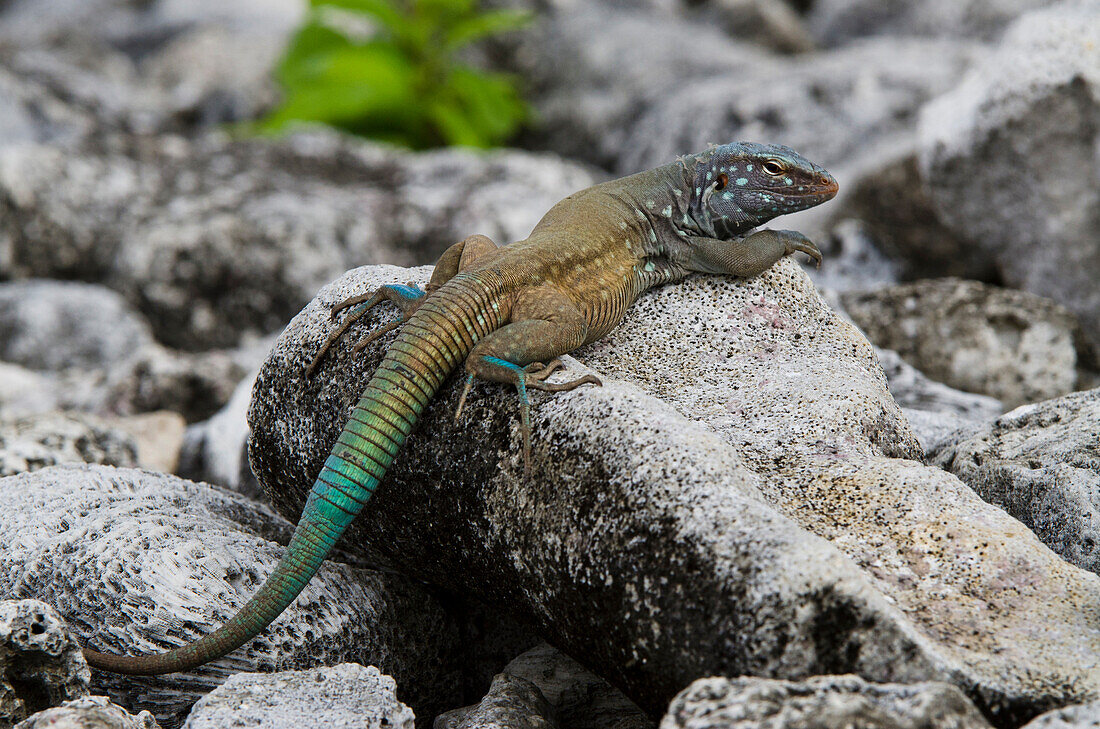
181,663 -> 413,729
933,388 -> 1100,576
919,1 -> 1100,356
659,675 -> 992,729
434,674 -> 556,729
0,465 -> 460,726
0,600 -> 90,727
249,260 -> 1100,723
15,694 -> 159,729
0,412 -> 138,477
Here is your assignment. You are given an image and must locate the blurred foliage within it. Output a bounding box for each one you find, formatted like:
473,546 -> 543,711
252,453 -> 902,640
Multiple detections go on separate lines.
260,0 -> 531,149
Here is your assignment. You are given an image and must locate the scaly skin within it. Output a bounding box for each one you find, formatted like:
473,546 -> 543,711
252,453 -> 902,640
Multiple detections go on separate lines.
82,142 -> 838,675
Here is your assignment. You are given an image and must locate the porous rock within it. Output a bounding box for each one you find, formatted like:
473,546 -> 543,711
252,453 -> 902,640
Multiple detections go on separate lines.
434,673 -> 555,729
686,0 -> 815,54
840,278 -> 1080,407
659,675 -> 992,729
807,0 -> 1060,46
919,1 -> 1100,356
1021,701 -> 1100,729
0,130 -> 594,350
181,663 -> 413,729
502,643 -> 651,729
0,364 -> 62,419
249,261 -> 1100,723
933,388 -> 1100,577
178,373 -> 261,498
0,412 -> 138,478
15,695 -> 159,729
873,348 -> 1003,456
0,600 -> 90,727
0,465 -> 461,725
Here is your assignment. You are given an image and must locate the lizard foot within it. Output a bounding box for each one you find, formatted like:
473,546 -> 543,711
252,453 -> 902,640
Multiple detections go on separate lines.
307,283 -> 427,377
454,356 -> 601,474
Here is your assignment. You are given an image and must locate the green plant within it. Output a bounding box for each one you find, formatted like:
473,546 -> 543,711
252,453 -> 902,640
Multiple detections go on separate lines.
260,0 -> 532,149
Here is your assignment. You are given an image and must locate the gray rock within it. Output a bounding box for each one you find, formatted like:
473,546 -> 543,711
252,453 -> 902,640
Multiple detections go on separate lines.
659,675 -> 991,729
1022,701 -> 1100,729
933,388 -> 1100,577
0,364 -> 63,419
687,0 -> 815,54
807,0 -> 1060,46
919,2 -> 1100,357
0,281 -> 154,373
0,130 -> 594,350
0,600 -> 91,727
0,412 -> 139,478
248,261 -> 1100,723
0,465 -> 461,726
503,643 -> 652,729
840,279 -> 1080,408
15,695 -> 159,729
874,348 -> 1004,455
804,221 -> 899,293
434,674 -> 555,729
181,663 -> 413,729
178,373 -> 261,498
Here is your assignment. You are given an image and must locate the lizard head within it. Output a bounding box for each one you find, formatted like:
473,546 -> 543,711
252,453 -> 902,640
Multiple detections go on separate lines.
682,142 -> 838,239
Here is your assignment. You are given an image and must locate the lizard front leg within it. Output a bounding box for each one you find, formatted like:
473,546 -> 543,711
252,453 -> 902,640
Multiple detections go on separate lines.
682,229 -> 822,277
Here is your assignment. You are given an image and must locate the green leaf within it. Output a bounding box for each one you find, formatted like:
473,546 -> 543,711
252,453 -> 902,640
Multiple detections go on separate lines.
445,9 -> 531,50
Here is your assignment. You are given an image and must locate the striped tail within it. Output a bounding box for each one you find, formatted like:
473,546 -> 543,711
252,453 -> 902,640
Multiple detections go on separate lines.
83,273 -> 502,674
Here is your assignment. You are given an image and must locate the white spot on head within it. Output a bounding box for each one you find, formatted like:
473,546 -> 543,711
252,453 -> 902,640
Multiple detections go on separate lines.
736,178 -> 748,186
662,205 -> 673,217
646,200 -> 655,209
746,164 -> 753,172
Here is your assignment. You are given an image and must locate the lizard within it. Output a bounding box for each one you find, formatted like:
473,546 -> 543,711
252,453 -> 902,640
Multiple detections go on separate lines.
82,141 -> 838,675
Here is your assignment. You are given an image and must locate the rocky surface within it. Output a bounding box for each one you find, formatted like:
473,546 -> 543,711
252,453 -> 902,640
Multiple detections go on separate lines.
659,675 -> 992,729
933,388 -> 1100,577
178,373 -> 261,498
181,663 -> 414,729
919,1 -> 1100,357
1022,701 -> 1100,729
249,262 -> 1100,724
841,278 -> 1080,407
15,695 -> 159,729
873,348 -> 1003,455
0,412 -> 138,477
0,600 -> 91,727
434,673 -> 556,729
0,465 -> 461,725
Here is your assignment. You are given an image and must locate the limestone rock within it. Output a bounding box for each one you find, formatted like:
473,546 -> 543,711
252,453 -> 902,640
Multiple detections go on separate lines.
249,261 -> 1100,724
15,695 -> 159,729
687,0 -> 815,54
0,600 -> 91,727
919,1 -> 1100,356
0,412 -> 138,478
0,130 -> 594,350
0,465 -> 461,725
840,279 -> 1080,407
659,675 -> 992,729
807,0 -> 1060,46
181,663 -> 413,729
0,364 -> 62,419
1021,701 -> 1100,729
933,388 -> 1100,577
503,643 -> 651,729
178,373 -> 261,499
434,674 -> 555,729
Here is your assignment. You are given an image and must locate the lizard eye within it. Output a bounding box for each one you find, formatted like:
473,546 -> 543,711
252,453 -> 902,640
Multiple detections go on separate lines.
762,160 -> 785,176
714,173 -> 728,191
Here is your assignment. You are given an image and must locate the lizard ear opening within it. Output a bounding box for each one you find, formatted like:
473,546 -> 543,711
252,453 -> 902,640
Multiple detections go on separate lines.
715,173 -> 729,191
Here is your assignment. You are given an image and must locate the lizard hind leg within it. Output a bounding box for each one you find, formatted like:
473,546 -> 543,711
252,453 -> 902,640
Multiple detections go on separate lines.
306,283 -> 426,377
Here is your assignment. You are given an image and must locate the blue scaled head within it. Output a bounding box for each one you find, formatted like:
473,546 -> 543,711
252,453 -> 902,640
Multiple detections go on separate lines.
682,142 -> 838,239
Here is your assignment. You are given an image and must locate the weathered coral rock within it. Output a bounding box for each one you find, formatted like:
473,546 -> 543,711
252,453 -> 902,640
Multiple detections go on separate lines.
15,695 -> 159,729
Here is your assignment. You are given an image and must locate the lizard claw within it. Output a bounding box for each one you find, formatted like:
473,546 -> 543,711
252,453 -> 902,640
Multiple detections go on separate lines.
782,232 -> 823,270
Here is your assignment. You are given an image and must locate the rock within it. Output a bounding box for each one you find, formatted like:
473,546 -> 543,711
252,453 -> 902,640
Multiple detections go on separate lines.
434,674 -> 555,729
0,281 -> 154,374
0,412 -> 139,478
0,465 -> 462,725
804,220 -> 899,293
806,0 -> 1060,46
0,364 -> 63,419
919,2 -> 1100,357
108,412 -> 188,475
873,348 -> 1004,456
688,0 -> 815,54
840,278 -> 1080,408
659,675 -> 992,729
0,600 -> 91,727
248,261 -> 1100,723
15,695 -> 159,729
0,130 -> 594,350
824,152 -> 995,283
933,388 -> 1100,577
181,663 -> 414,729
1022,701 -> 1100,729
502,643 -> 651,729
178,373 -> 261,498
